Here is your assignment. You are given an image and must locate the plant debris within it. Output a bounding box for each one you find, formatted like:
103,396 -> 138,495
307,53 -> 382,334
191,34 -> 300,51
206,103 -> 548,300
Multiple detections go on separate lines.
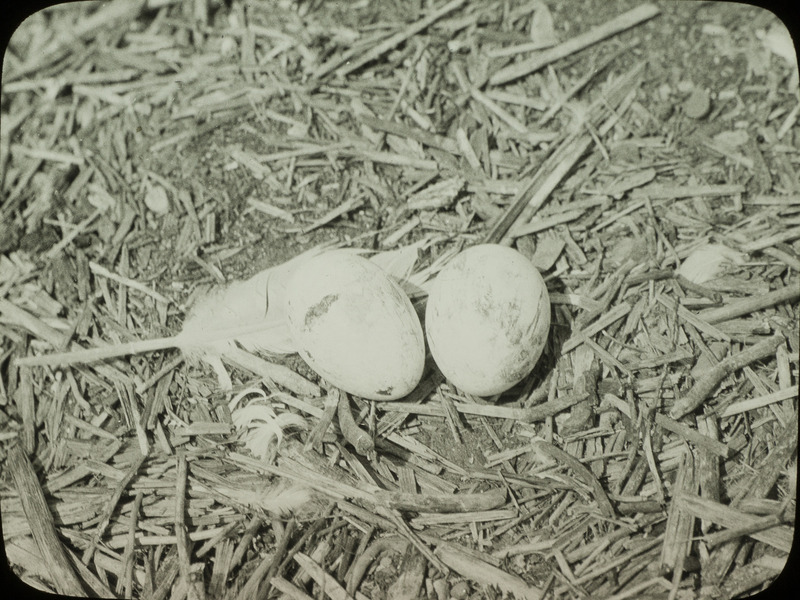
1,1 -> 797,599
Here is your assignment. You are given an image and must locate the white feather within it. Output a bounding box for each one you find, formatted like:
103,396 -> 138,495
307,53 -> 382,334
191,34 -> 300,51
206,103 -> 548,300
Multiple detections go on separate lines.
374,237 -> 437,297
229,388 -> 308,459
215,479 -> 314,516
179,244 -> 333,359
255,483 -> 313,515
368,238 -> 427,280
179,239 -> 433,366
677,244 -> 745,284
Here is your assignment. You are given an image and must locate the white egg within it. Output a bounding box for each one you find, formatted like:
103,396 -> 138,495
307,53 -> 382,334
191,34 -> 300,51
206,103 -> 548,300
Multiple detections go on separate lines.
284,251 -> 425,400
425,244 -> 550,397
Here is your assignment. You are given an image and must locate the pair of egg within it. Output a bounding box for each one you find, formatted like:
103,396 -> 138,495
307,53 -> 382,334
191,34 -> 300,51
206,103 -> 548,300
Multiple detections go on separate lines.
284,244 -> 551,400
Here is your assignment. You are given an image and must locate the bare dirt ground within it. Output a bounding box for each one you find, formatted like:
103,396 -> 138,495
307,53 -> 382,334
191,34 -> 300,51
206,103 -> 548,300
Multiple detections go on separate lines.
1,1 -> 798,599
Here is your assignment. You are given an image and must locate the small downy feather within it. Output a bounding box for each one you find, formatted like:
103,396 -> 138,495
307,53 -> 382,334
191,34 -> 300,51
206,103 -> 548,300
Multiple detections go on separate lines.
229,388 -> 307,460
677,243 -> 745,284
254,482 -> 314,515
213,476 -> 314,516
220,388 -> 315,515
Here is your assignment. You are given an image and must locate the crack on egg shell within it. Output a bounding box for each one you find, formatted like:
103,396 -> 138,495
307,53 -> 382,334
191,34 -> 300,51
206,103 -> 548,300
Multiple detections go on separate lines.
375,386 -> 394,397
304,293 -> 339,329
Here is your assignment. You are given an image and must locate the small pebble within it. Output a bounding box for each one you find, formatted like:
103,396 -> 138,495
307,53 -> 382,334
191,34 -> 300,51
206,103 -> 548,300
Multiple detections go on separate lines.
653,100 -> 674,122
144,184 -> 171,215
450,580 -> 470,600
96,217 -> 118,243
684,87 -> 711,119
713,129 -> 749,147
609,142 -> 641,163
432,578 -> 449,600
220,36 -> 237,56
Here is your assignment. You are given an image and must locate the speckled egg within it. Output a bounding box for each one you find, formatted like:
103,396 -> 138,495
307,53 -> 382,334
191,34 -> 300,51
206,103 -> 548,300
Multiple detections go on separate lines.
284,251 -> 425,400
425,244 -> 550,396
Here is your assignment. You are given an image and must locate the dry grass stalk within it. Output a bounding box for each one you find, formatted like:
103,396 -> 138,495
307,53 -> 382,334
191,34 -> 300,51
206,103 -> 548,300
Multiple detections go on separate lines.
117,490 -> 144,597
7,444 -> 86,595
332,0 -> 467,79
434,541 -> 543,600
531,439 -> 615,519
82,451 -> 146,565
670,334 -> 785,419
697,285 -> 800,324
294,551 -> 355,599
336,391 -> 374,456
677,494 -> 793,554
175,451 -> 205,600
659,446 -> 696,581
489,4 -> 661,85
485,62 -> 645,245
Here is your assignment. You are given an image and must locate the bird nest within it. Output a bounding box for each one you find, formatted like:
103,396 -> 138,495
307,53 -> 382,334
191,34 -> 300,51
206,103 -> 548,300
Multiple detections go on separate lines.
0,1 -> 797,599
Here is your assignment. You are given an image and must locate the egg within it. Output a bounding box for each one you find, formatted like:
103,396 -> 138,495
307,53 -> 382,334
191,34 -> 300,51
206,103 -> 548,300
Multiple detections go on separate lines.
284,251 -> 425,400
425,244 -> 550,397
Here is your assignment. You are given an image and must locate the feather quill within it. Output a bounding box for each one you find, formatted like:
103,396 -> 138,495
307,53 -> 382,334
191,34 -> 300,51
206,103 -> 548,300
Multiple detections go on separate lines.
15,244 -> 335,369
